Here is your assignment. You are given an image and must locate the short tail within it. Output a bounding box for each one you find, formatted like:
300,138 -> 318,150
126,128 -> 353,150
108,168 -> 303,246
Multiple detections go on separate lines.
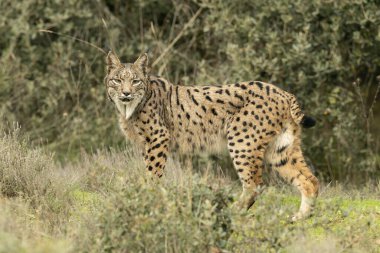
289,95 -> 316,128
300,115 -> 316,128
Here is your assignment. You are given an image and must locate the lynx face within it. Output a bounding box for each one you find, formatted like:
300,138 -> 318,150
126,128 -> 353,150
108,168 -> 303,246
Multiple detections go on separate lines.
105,52 -> 149,119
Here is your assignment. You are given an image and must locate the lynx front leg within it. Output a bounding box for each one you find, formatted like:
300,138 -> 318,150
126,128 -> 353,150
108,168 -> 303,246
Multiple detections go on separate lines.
144,134 -> 169,178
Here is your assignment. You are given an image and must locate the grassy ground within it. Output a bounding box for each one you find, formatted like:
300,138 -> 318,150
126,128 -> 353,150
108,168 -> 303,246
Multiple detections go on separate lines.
0,130 -> 379,253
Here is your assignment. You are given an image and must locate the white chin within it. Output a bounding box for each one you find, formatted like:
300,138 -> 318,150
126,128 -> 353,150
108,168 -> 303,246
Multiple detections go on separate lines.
124,100 -> 139,120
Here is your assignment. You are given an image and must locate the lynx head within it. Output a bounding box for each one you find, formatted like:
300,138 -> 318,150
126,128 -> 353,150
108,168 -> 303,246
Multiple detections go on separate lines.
105,51 -> 150,119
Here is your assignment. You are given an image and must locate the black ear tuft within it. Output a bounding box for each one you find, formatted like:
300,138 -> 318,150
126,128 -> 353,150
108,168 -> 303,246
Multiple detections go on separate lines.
301,116 -> 316,128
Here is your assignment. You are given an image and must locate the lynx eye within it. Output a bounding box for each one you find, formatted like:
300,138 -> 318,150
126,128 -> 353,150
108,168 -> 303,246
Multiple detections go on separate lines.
111,79 -> 121,85
132,79 -> 142,86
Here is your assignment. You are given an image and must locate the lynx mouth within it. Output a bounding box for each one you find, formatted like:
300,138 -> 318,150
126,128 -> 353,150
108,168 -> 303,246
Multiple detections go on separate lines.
119,96 -> 134,102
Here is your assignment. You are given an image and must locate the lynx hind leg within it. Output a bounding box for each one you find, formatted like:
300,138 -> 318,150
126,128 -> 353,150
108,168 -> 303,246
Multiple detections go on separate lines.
265,123 -> 319,221
227,117 -> 277,211
229,145 -> 266,211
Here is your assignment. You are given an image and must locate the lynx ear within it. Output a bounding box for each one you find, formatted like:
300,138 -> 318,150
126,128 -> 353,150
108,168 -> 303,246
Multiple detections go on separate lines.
106,51 -> 121,73
134,53 -> 149,76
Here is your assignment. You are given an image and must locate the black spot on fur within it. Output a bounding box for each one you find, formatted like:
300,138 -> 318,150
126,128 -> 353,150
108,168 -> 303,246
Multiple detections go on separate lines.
175,86 -> 180,105
255,82 -> 263,90
265,86 -> 270,96
229,101 -> 241,109
157,79 -> 166,91
235,93 -> 244,101
275,158 -> 289,167
276,145 -> 288,153
153,143 -> 161,149
191,95 -> 199,106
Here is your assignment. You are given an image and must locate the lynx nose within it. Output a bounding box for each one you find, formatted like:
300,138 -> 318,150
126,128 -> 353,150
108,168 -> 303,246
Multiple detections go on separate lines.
122,91 -> 131,97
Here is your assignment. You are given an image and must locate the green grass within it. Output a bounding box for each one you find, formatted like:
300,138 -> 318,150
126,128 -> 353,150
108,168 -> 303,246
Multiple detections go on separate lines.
283,195 -> 380,249
225,187 -> 380,253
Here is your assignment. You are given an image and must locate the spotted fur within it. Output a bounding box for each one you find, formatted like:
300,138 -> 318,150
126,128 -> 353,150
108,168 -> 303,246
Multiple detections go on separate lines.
105,52 -> 319,221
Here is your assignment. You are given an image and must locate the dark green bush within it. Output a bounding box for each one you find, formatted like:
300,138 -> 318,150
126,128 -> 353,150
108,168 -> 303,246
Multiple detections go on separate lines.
0,0 -> 379,182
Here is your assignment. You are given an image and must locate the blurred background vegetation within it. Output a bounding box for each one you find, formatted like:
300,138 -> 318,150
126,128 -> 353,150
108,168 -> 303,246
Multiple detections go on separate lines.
0,0 -> 379,184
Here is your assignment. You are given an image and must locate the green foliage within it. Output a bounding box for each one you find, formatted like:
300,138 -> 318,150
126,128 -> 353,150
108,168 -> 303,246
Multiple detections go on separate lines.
0,0 -> 379,182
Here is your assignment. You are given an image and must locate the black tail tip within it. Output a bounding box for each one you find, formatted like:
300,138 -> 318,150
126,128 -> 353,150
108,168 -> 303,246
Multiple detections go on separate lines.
301,116 -> 316,128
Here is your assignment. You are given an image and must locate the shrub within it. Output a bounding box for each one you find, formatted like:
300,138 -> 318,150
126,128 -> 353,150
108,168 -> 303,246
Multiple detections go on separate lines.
0,126 -> 77,222
80,172 -> 234,253
0,0 -> 378,182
